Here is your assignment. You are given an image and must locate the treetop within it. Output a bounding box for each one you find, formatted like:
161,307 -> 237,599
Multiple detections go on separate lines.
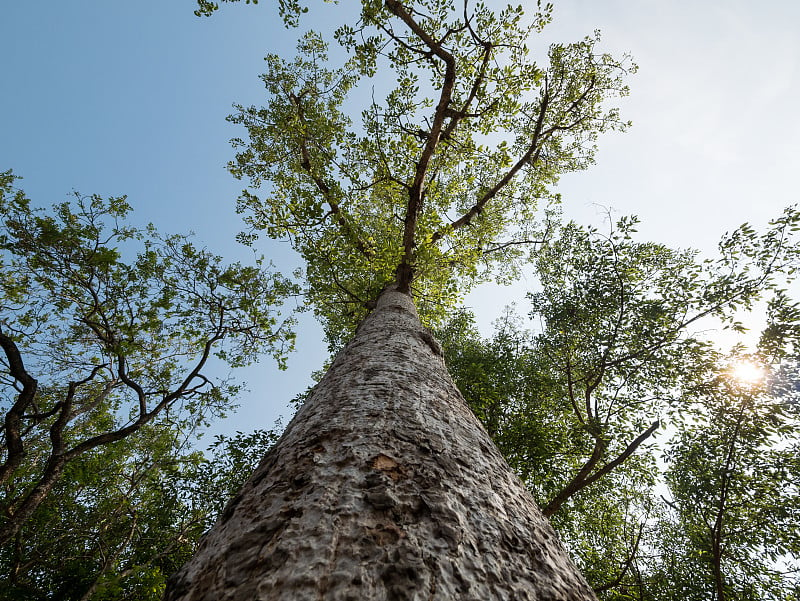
221,0 -> 635,345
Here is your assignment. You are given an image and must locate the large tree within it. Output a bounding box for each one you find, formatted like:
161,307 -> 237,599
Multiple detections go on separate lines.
228,1 -> 633,344
168,287 -> 603,599
166,0 -> 634,597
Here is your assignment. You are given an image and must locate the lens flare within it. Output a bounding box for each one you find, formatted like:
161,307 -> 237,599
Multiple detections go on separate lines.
730,360 -> 765,385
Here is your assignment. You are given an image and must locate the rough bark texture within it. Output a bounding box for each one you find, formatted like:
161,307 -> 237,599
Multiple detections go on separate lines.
165,289 -> 597,600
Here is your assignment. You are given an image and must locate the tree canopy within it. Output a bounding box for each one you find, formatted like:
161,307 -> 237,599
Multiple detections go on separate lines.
226,0 -> 634,345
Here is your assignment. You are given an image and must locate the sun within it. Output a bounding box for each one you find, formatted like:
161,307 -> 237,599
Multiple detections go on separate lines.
729,360 -> 765,385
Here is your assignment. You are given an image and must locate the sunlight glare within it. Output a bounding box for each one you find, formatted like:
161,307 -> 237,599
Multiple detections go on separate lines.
730,360 -> 765,385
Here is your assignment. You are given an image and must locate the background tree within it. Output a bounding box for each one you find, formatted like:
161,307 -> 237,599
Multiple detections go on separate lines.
0,171 -> 296,549
654,358 -> 800,601
437,214 -> 800,598
529,212 -> 799,516
441,212 -> 798,503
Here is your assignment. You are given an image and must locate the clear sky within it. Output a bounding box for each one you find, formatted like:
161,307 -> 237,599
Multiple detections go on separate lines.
2,1 -> 799,437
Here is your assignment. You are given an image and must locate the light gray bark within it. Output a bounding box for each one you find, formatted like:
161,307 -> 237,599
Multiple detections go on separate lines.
165,288 -> 597,600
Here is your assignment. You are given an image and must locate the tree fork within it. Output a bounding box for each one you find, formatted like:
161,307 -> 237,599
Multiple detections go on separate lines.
165,287 -> 597,600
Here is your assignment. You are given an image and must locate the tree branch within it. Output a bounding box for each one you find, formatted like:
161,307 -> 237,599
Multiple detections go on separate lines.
288,92 -> 373,259
481,237 -> 548,255
439,39 -> 494,144
431,85 -> 551,244
384,0 -> 458,289
594,521 -> 646,594
0,332 -> 38,486
543,419 -> 660,517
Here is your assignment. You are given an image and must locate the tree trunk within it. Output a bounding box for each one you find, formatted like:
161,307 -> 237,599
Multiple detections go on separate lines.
165,288 -> 597,600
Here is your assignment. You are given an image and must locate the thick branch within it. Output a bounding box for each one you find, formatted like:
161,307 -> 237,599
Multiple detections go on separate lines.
0,453 -> 69,546
431,87 -> 550,244
0,369 -> 115,545
0,332 -> 38,486
385,0 -> 458,289
543,419 -> 660,517
543,431 -> 605,518
439,40 -> 494,143
711,402 -> 746,601
0,332 -> 223,546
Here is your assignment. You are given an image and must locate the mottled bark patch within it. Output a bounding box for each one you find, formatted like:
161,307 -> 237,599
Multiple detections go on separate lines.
370,454 -> 407,481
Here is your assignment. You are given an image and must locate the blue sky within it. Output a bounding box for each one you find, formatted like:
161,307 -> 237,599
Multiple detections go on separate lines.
3,1 -> 799,437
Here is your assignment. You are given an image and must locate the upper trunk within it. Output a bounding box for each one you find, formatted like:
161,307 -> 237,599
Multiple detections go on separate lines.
165,288 -> 596,600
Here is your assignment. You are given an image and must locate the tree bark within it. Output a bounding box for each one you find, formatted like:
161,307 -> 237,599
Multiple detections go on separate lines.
165,288 -> 597,600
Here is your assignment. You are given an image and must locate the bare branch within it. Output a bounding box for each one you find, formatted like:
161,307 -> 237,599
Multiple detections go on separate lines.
481,237 -> 548,255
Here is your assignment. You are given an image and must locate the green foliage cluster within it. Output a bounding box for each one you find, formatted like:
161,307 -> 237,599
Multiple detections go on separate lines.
439,215 -> 800,599
0,422 -> 278,600
658,371 -> 800,601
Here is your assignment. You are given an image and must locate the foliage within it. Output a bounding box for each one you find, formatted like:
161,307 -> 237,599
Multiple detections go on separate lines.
528,210 -> 800,514
183,427 -> 281,523
226,0 -> 635,346
438,213 -> 800,598
194,0 -> 308,26
656,361 -> 800,601
443,211 -> 800,508
0,420 -> 280,600
15,0 -> 797,597
0,423 -> 200,601
0,170 -> 297,548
